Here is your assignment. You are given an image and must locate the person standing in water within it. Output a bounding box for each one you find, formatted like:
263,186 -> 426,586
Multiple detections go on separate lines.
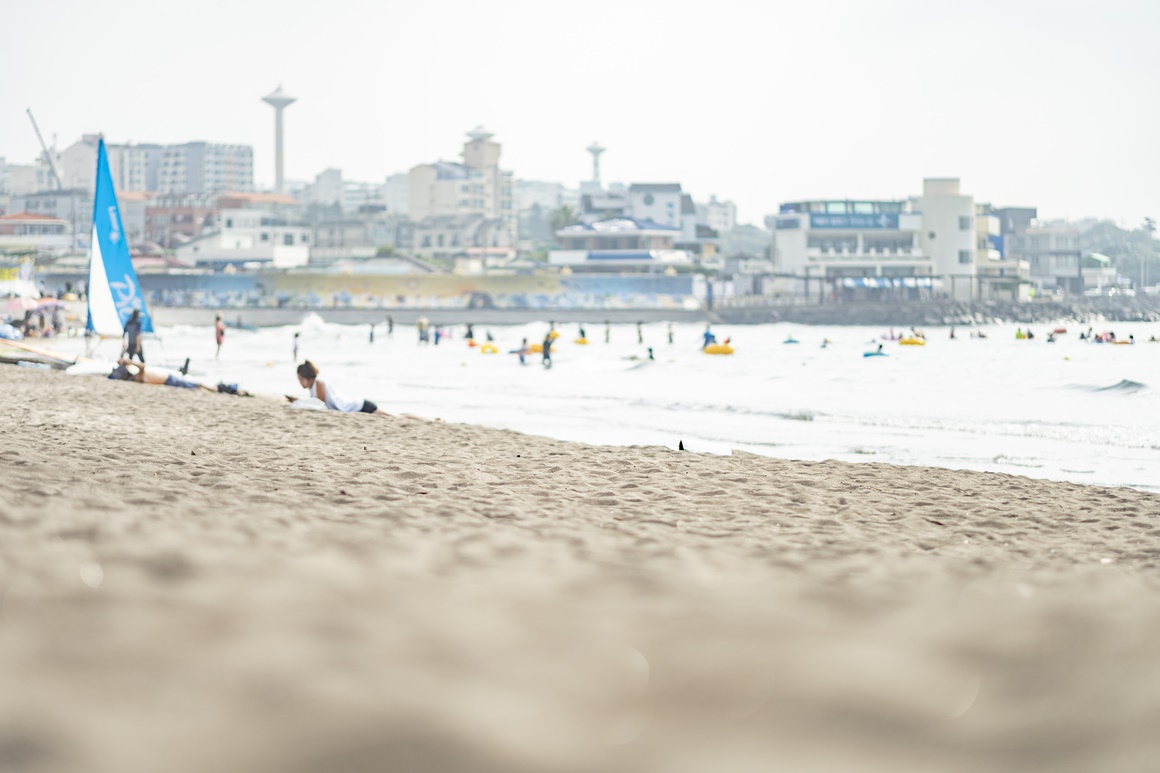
636,321 -> 644,344
369,323 -> 375,344
292,332 -> 300,362
542,331 -> 553,369
214,314 -> 226,358
517,337 -> 530,366
604,320 -> 611,344
667,323 -> 674,345
386,315 -> 394,337
124,309 -> 144,362
289,361 -> 387,414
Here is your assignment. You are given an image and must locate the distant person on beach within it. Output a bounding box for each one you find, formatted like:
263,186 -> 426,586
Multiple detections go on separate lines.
387,315 -> 394,336
289,361 -> 386,414
637,321 -> 644,344
215,314 -> 225,358
369,323 -> 375,344
108,358 -> 247,394
124,309 -> 144,363
542,332 -> 553,369
434,327 -> 442,346
517,337 -> 530,366
293,332 -> 300,361
604,320 -> 610,343
579,324 -> 587,340
667,323 -> 674,345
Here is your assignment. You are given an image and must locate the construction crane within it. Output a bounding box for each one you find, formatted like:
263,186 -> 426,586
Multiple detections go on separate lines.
26,108 -> 63,190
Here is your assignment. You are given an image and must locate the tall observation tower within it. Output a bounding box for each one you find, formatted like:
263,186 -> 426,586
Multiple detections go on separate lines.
586,142 -> 605,187
262,85 -> 296,194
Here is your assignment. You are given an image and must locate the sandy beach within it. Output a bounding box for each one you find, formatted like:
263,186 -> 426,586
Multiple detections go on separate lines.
2,365 -> 1160,772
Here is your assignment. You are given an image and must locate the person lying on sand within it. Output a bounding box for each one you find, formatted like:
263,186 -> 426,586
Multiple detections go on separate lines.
108,358 -> 249,395
288,360 -> 387,415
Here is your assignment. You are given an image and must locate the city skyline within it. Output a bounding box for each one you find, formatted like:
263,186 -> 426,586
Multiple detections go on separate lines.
2,0 -> 1157,228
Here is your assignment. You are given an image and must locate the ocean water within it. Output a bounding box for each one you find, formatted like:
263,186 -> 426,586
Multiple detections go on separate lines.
67,317 -> 1160,492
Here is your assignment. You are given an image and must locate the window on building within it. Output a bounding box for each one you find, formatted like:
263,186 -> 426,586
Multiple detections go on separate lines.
421,236 -> 431,247
260,232 -> 269,241
437,235 -> 444,247
225,218 -> 233,228
283,234 -> 294,246
959,216 -> 972,230
1055,255 -> 1078,269
852,202 -> 874,214
958,250 -> 972,264
826,202 -> 847,214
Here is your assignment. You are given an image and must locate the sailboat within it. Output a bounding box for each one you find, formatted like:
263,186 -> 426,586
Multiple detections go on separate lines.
86,138 -> 153,339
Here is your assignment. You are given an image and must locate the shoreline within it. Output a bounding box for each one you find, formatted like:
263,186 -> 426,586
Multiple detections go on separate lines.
139,297 -> 1160,328
3,366 -> 1160,771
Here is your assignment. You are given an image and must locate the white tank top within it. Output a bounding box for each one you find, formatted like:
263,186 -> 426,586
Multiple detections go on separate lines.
310,377 -> 363,413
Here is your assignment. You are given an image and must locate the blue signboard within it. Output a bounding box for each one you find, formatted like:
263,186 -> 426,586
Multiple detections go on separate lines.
774,217 -> 802,230
810,213 -> 899,229
988,233 -> 1004,257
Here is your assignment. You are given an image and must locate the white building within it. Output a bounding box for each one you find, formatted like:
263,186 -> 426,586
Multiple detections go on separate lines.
628,183 -> 683,228
549,217 -> 691,272
699,195 -> 737,233
912,178 -> 977,300
174,208 -> 309,269
380,173 -> 409,215
772,178 -> 992,301
300,168 -> 383,213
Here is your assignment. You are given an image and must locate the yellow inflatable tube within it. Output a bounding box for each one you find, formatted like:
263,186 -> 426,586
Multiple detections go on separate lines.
899,338 -> 926,346
574,337 -> 589,345
480,344 -> 498,354
703,344 -> 735,355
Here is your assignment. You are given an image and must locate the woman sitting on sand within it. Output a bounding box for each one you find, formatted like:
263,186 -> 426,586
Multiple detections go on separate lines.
290,360 -> 386,415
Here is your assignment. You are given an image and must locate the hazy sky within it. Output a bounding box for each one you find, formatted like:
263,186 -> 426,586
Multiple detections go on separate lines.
3,0 -> 1157,227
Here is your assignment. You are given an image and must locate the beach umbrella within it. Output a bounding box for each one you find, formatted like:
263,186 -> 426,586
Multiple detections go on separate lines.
4,297 -> 39,314
36,299 -> 66,311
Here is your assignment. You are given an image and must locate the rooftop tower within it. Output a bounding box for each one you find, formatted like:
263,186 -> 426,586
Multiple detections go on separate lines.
261,85 -> 296,194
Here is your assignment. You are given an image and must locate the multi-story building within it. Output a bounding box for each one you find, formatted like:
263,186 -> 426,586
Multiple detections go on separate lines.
974,205 -> 1031,300
144,192 -> 219,247
174,208 -> 310,269
628,183 -> 683,228
411,214 -> 513,263
309,219 -> 376,266
409,128 -> 515,240
7,189 -> 92,247
380,173 -> 410,216
772,179 -> 985,301
158,142 -> 253,195
301,168 -> 384,213
699,195 -> 737,233
1006,222 -> 1084,294
61,136 -> 163,194
0,212 -> 72,255
549,217 -> 691,273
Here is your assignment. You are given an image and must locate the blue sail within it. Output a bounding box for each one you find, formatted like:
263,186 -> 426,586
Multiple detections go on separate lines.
86,138 -> 152,335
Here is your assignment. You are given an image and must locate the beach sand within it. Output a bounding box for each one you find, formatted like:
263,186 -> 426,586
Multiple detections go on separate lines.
2,366 -> 1159,772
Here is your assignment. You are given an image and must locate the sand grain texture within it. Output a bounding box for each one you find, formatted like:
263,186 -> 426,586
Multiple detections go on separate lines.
2,367 -> 1159,772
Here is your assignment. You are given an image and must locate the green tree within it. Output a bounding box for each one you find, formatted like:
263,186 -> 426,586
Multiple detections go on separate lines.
375,244 -> 398,257
548,205 -> 579,234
